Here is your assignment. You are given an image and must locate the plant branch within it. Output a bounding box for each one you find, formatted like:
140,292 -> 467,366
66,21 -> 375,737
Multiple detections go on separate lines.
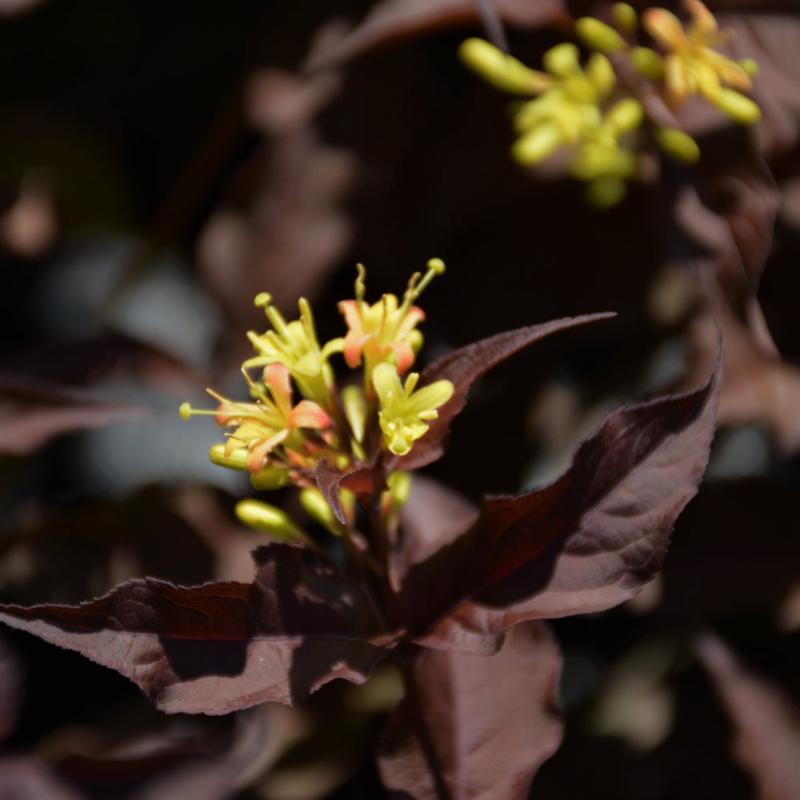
398,654 -> 452,800
475,0 -> 509,53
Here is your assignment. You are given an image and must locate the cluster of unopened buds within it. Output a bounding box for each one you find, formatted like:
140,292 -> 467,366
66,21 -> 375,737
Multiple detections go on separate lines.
180,259 -> 453,541
459,0 -> 761,206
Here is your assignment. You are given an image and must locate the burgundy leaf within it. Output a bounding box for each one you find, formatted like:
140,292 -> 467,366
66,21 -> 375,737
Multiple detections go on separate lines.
57,708 -> 275,800
394,475 -> 478,586
677,158 -> 800,452
198,64 -> 354,374
314,459 -> 383,525
0,708 -> 277,800
0,545 -> 385,715
0,758 -> 82,800
378,622 -> 562,800
0,634 -> 23,744
400,347 -> 721,651
399,313 -> 616,471
724,12 -> 800,157
305,0 -> 566,70
697,634 -> 800,800
0,373 -> 143,456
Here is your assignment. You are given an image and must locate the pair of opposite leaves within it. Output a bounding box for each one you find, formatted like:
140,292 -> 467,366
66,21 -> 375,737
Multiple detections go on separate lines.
0,312 -> 721,799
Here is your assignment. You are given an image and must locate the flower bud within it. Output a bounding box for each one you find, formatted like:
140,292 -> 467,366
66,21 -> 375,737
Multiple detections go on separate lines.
209,443 -> 249,471
586,53 -> 616,98
606,98 -> 643,134
586,176 -> 627,208
543,43 -> 581,78
575,18 -> 625,54
656,128 -> 700,164
387,470 -> 412,508
631,47 -> 664,81
739,58 -> 758,78
250,466 -> 291,490
612,3 -> 638,35
512,122 -> 562,166
342,384 -> 367,443
235,499 -> 303,541
713,88 -> 762,124
458,38 -> 551,95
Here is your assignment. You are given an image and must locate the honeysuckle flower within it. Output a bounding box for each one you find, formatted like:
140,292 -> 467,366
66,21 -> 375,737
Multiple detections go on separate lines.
511,46 -> 618,164
372,362 -> 454,457
244,293 -> 343,408
643,0 -> 760,123
180,362 -> 331,473
461,39 -> 642,205
338,258 -> 445,390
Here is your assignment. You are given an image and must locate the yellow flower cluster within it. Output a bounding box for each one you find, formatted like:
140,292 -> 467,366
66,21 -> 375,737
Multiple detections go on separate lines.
460,0 -> 760,206
180,260 -> 453,503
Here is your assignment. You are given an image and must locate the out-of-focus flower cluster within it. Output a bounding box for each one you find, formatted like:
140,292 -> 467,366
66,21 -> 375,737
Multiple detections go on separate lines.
180,260 -> 453,540
459,0 -> 761,206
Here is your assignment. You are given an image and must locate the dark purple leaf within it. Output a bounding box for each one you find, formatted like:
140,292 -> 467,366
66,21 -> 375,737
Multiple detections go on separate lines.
0,634 -> 23,744
399,313 -> 616,471
723,12 -> 800,157
0,708 -> 277,800
0,758 -> 82,800
378,622 -> 562,799
399,348 -> 721,651
57,708 -> 274,800
313,460 -> 383,525
394,476 -> 477,586
0,373 -> 143,456
676,157 -> 800,452
697,634 -> 800,800
305,0 -> 566,70
0,545 -> 385,715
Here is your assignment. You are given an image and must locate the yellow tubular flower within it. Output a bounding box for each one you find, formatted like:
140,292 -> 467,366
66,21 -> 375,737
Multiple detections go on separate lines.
643,0 -> 759,123
338,259 -> 445,393
180,362 -> 331,474
372,363 -> 454,457
244,293 -> 343,408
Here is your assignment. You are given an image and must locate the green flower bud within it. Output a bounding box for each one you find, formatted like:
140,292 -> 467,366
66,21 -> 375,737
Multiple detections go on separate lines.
249,466 -> 291,490
586,176 -> 627,208
458,38 -> 552,95
387,470 -> 412,509
209,443 -> 249,471
739,58 -> 758,78
714,88 -> 761,125
612,3 -> 638,35
575,17 -> 625,54
655,128 -> 700,164
543,43 -> 581,78
235,499 -> 303,541
631,47 -> 665,81
512,121 -> 562,165
342,384 -> 367,443
586,53 -> 616,98
299,487 -> 341,534
606,98 -> 644,134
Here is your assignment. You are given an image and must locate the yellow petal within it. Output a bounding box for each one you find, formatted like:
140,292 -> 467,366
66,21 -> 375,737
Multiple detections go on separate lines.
643,9 -> 687,49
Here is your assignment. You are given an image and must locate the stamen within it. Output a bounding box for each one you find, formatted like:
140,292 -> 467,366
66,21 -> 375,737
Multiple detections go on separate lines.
298,298 -> 320,349
178,402 -> 218,420
379,294 -> 391,338
355,263 -> 367,303
264,304 -> 290,339
399,258 -> 446,314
